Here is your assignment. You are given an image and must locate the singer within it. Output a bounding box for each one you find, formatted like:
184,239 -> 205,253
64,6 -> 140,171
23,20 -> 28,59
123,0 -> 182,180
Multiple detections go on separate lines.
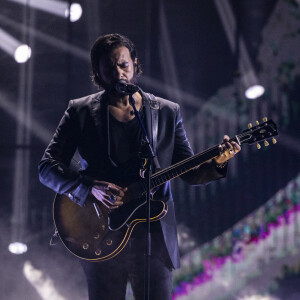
38,33 -> 240,300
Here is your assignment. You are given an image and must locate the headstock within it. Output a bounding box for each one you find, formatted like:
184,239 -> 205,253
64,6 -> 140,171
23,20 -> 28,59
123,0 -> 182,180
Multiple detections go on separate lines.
238,117 -> 278,148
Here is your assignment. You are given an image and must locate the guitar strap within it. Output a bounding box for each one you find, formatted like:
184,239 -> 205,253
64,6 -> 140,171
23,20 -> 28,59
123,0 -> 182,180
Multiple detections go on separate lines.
146,93 -> 161,171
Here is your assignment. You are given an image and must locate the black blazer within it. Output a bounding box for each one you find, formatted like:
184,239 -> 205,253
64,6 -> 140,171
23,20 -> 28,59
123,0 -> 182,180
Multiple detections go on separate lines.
38,90 -> 227,269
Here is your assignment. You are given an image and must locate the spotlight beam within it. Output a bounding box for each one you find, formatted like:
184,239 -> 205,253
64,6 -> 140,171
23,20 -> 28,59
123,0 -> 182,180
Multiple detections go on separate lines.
0,27 -> 31,62
0,13 -> 88,60
9,0 -> 82,22
0,91 -> 52,144
214,0 -> 259,88
0,27 -> 20,53
10,0 -> 67,17
23,261 -> 67,300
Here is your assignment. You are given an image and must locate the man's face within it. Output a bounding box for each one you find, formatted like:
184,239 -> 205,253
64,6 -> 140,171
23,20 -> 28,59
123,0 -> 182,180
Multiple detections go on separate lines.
98,46 -> 137,92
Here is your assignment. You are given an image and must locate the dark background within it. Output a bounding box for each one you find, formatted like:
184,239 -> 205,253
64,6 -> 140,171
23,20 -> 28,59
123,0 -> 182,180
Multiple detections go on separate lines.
0,0 -> 300,278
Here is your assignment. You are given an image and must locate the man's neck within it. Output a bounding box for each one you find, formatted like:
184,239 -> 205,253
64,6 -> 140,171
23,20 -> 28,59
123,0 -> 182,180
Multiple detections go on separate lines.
107,92 -> 141,109
108,94 -> 130,107
106,91 -> 142,122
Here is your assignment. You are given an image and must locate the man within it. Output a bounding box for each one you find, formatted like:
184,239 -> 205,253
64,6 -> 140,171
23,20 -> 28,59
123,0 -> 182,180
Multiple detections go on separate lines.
38,33 -> 240,300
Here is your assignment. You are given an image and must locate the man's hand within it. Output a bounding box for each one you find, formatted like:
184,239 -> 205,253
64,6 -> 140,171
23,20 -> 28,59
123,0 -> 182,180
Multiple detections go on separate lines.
91,180 -> 127,209
214,135 -> 241,165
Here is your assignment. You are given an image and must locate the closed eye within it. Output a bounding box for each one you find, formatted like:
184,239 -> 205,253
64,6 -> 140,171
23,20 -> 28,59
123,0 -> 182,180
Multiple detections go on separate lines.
119,62 -> 129,68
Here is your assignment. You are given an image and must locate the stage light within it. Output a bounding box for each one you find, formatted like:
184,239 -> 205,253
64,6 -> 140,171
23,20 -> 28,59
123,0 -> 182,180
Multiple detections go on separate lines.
10,0 -> 82,22
245,85 -> 265,99
8,242 -> 28,255
0,28 -> 31,63
65,3 -> 83,22
14,44 -> 32,63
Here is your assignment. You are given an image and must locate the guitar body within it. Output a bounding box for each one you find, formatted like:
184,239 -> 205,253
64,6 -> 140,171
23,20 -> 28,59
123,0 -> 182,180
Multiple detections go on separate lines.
53,192 -> 168,261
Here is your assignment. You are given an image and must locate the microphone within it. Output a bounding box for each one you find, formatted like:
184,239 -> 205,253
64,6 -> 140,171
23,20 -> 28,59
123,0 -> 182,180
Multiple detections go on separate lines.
115,80 -> 139,95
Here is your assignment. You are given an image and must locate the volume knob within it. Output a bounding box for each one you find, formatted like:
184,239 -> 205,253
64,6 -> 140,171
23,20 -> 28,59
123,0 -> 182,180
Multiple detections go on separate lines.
95,249 -> 102,256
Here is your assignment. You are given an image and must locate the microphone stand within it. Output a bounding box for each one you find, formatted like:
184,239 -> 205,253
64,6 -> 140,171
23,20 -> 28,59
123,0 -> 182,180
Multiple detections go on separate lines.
128,93 -> 155,300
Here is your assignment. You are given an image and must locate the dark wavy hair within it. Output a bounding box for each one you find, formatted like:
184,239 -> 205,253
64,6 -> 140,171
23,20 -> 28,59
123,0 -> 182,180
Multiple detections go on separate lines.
90,33 -> 142,89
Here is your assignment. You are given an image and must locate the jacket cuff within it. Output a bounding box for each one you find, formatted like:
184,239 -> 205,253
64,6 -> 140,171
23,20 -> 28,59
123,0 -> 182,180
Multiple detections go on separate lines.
66,175 -> 94,206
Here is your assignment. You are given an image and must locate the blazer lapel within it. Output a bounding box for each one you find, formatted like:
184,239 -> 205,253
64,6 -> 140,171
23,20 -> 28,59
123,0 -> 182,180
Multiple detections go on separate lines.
90,91 -> 107,140
141,91 -> 153,147
141,91 -> 161,170
90,91 -> 118,168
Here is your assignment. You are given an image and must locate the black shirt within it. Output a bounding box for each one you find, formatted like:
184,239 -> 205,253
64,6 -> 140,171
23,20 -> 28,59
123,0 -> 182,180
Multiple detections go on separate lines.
109,109 -> 143,173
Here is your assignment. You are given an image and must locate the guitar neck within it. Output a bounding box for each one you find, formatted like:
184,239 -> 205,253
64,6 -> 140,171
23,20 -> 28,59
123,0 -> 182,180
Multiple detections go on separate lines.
150,136 -> 239,189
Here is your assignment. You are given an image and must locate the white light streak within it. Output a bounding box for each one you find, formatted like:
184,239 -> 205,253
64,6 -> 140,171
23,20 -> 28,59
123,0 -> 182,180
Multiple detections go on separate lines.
0,91 -> 52,144
23,261 -> 66,300
10,0 -> 82,22
0,28 -> 31,63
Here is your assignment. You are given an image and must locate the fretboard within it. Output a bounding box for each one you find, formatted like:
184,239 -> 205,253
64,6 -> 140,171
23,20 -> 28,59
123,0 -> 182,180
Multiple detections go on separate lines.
150,136 -> 238,189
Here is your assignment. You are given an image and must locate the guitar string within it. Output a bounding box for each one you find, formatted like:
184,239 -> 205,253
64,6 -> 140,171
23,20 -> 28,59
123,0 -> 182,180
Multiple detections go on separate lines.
150,127 -> 273,188
151,136 -> 237,180
152,126 -> 272,178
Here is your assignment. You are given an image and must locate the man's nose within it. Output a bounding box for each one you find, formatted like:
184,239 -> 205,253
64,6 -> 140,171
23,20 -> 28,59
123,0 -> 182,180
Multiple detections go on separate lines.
114,66 -> 125,80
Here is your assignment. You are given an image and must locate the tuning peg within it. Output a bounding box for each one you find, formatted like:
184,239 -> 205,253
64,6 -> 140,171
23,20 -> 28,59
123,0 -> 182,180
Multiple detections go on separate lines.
257,143 -> 261,149
264,140 -> 269,146
272,138 -> 277,144
256,120 -> 259,125
248,123 -> 252,129
263,117 -> 268,122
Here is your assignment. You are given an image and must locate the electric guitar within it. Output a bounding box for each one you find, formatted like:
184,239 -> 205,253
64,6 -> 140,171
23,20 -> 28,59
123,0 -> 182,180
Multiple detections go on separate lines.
53,118 -> 278,261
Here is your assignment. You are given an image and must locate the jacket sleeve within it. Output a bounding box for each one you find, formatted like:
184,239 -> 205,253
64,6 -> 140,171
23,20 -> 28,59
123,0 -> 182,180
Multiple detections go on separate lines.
171,104 -> 227,185
38,100 -> 93,206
